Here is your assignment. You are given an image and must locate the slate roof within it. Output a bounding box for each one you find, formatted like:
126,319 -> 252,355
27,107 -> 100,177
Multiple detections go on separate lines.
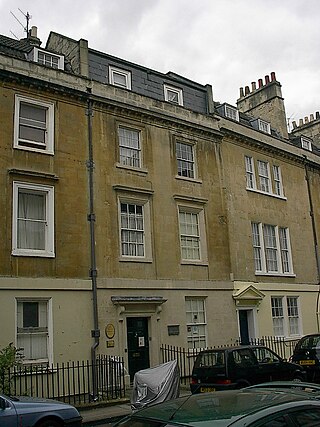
0,34 -> 34,59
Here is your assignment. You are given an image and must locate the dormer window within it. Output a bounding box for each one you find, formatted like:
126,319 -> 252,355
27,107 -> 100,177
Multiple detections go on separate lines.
258,119 -> 271,134
301,136 -> 312,151
215,103 -> 239,121
250,118 -> 271,135
225,105 -> 239,121
31,47 -> 64,70
164,85 -> 183,106
109,66 -> 131,89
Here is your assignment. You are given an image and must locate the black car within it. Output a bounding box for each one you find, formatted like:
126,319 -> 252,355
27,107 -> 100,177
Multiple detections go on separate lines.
190,345 -> 305,393
291,334 -> 320,381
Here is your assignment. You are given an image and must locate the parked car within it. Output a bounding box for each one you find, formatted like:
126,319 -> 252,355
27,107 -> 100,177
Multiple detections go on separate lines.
291,333 -> 320,382
247,380 -> 320,393
0,393 -> 82,427
190,345 -> 305,393
114,386 -> 320,427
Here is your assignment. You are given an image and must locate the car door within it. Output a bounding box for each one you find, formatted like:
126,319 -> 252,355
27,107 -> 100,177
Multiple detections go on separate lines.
253,347 -> 285,381
231,348 -> 259,385
0,395 -> 18,427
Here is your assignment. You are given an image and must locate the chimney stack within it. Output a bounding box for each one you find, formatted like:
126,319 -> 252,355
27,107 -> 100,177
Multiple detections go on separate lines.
25,26 -> 41,47
237,72 -> 288,139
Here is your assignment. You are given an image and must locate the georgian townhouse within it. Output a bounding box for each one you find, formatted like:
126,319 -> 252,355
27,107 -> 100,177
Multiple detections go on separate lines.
1,27 -> 320,383
215,75 -> 320,344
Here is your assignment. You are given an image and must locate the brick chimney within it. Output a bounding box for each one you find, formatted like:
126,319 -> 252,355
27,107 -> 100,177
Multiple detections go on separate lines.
237,72 -> 288,139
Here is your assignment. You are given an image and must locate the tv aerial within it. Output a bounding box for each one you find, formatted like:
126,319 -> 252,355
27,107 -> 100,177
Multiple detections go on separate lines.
10,9 -> 32,39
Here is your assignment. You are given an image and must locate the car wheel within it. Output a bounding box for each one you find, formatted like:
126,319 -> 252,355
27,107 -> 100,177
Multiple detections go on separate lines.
37,419 -> 62,427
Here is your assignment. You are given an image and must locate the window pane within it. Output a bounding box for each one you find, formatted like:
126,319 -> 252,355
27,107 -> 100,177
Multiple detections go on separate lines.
179,211 -> 200,260
19,103 -> 47,145
176,142 -> 194,178
258,160 -> 270,192
271,297 -> 284,336
185,298 -> 206,349
251,223 -> 262,271
119,127 -> 141,167
120,202 -> 145,257
279,227 -> 290,273
23,302 -> 39,327
263,224 -> 278,272
17,190 -> 46,250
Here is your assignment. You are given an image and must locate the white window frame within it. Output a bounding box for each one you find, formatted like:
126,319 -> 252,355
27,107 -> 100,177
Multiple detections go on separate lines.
271,296 -> 301,337
272,165 -> 284,196
185,297 -> 207,349
245,156 -> 256,189
225,104 -> 239,121
257,160 -> 271,193
178,205 -> 207,264
118,126 -> 142,168
301,136 -> 312,151
12,182 -> 55,258
32,47 -> 64,70
109,66 -> 132,89
251,222 -> 293,275
245,156 -> 285,199
176,141 -> 196,179
258,119 -> 271,134
16,298 -> 53,365
118,195 -> 152,261
14,95 -> 54,154
164,84 -> 183,106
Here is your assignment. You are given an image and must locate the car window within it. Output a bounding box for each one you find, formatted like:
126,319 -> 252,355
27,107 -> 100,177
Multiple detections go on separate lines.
232,349 -> 256,367
196,351 -> 225,367
255,415 -> 289,426
253,347 -> 280,363
300,336 -> 320,350
291,408 -> 320,426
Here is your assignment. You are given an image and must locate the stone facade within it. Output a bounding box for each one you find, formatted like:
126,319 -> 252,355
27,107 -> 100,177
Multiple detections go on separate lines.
1,28 -> 320,381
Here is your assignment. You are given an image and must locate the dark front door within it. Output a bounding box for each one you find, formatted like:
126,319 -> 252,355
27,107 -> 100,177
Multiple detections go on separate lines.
239,310 -> 250,345
127,317 -> 150,381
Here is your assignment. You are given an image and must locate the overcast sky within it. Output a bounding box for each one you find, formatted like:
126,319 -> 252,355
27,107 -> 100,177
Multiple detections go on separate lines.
0,0 -> 319,129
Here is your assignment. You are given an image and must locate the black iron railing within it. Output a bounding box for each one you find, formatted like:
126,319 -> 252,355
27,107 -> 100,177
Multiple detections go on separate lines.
0,355 -> 126,405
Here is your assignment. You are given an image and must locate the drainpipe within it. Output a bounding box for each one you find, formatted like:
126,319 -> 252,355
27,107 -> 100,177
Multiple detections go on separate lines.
86,88 -> 100,399
304,157 -> 320,332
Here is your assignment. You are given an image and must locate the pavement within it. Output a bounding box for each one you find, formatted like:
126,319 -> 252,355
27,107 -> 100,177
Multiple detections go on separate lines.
78,386 -> 191,426
79,398 -> 132,426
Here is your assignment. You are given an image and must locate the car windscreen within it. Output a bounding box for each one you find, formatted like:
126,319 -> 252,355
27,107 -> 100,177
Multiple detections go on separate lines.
298,336 -> 320,350
194,351 -> 225,368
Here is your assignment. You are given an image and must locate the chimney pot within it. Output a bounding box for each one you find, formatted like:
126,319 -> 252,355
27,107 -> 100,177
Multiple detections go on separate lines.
251,82 -> 256,91
299,118 -> 304,126
245,86 -> 250,95
29,26 -> 38,38
310,114 -> 314,121
292,121 -> 297,129
304,116 -> 309,124
316,111 -> 320,119
240,87 -> 244,98
271,72 -> 276,81
258,78 -> 263,88
265,75 -> 270,85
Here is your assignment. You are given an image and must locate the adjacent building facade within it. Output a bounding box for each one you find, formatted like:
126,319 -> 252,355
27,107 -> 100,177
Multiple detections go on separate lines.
1,27 -> 320,381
